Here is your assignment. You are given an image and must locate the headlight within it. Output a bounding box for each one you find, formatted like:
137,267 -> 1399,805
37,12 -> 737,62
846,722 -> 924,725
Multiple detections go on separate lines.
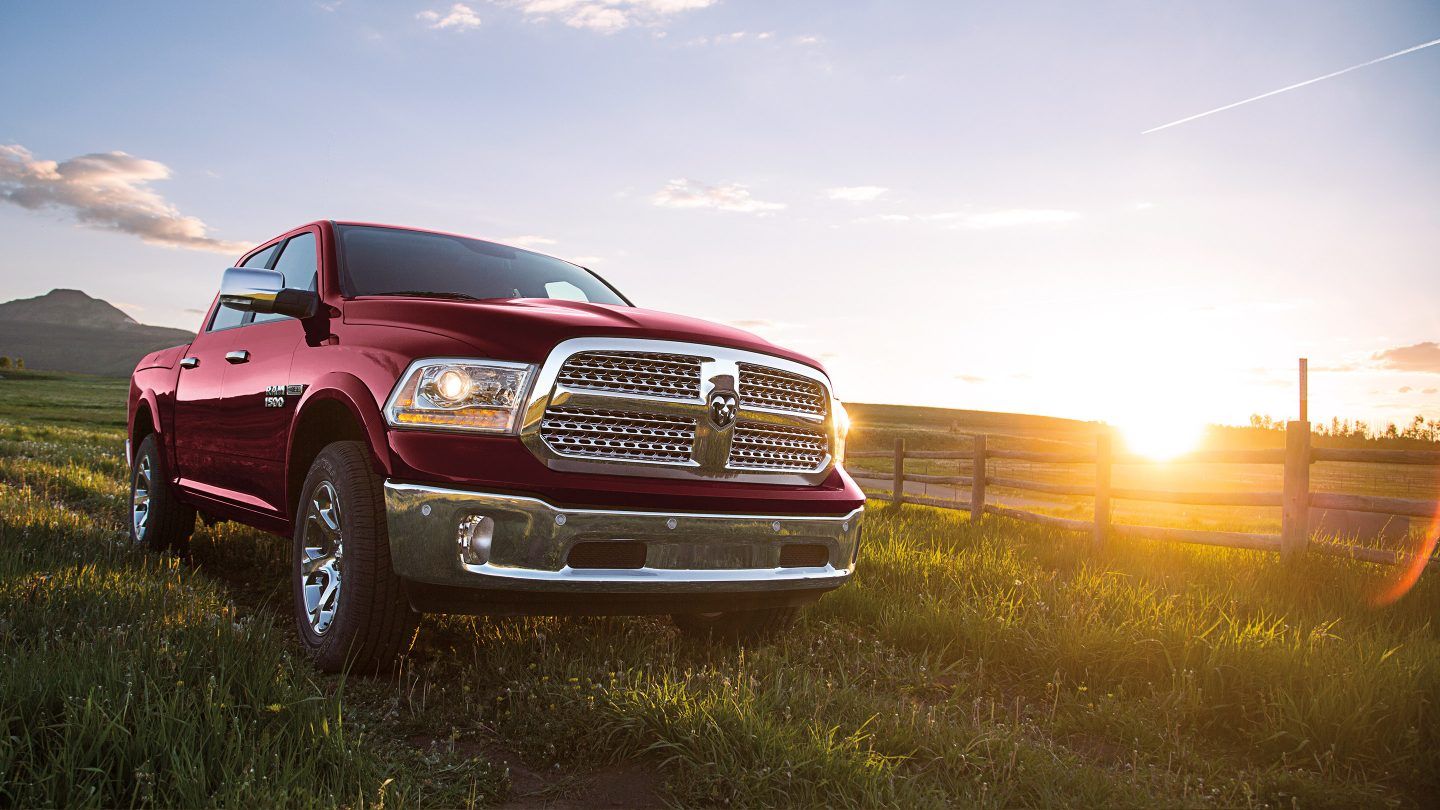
384,358 -> 535,433
832,399 -> 850,466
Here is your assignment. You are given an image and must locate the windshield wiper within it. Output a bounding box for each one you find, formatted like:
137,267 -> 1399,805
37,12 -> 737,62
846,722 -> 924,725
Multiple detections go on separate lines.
369,290 -> 484,301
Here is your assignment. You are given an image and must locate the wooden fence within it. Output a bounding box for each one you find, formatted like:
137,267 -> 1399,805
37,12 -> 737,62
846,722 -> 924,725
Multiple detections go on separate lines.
848,421 -> 1440,566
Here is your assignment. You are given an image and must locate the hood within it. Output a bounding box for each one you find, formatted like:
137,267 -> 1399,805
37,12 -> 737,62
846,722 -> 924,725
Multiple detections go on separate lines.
342,297 -> 826,373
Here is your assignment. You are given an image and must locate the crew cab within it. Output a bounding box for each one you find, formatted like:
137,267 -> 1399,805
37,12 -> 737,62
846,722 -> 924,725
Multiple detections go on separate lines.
127,221 -> 863,671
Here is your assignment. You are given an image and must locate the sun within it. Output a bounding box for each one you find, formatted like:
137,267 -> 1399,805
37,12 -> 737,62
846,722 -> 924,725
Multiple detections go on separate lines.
1119,417 -> 1204,460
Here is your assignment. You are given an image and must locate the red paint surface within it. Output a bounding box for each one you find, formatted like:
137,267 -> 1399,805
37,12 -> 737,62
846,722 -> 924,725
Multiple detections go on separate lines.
128,220 -> 863,534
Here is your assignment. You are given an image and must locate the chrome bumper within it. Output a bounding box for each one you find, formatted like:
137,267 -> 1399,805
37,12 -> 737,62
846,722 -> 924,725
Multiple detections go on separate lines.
383,480 -> 862,594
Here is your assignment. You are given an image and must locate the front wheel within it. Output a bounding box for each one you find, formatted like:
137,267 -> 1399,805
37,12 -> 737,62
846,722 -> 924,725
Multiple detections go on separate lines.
291,441 -> 417,673
673,606 -> 800,643
129,434 -> 195,554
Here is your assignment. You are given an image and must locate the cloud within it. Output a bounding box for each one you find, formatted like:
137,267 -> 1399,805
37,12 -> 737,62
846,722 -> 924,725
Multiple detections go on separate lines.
1425,388 -> 1438,395
934,208 -> 1081,229
689,30 -> 775,46
0,144 -> 248,253
505,234 -> 557,248
825,185 -> 888,203
855,207 -> 1080,229
1373,341 -> 1440,373
419,3 -> 482,30
955,374 -> 986,383
650,178 -> 785,214
494,0 -> 714,33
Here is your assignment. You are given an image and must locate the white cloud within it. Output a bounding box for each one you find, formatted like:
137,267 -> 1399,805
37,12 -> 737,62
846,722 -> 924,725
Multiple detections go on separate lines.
505,234 -> 558,248
793,34 -> 821,45
419,3 -> 482,30
919,208 -> 1079,229
650,178 -> 785,214
855,207 -> 1081,229
0,144 -> 248,253
956,208 -> 1080,229
495,0 -> 714,33
825,185 -> 888,203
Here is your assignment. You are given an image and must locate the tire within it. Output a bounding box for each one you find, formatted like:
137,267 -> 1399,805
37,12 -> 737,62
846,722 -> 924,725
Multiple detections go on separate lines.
129,434 -> 195,554
291,440 -> 417,674
673,606 -> 800,643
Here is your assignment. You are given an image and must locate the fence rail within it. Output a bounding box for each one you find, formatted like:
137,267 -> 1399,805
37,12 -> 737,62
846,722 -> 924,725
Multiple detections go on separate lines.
851,422 -> 1439,566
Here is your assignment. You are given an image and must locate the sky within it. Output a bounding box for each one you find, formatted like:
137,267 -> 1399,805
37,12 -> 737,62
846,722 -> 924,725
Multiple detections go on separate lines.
1,0 -> 1438,432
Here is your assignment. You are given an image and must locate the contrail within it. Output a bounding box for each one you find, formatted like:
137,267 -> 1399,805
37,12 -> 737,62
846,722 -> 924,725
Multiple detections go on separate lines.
1142,36 -> 1440,134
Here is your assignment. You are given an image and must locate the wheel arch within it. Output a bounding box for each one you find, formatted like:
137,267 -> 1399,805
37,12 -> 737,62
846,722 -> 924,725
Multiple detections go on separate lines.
130,389 -> 165,468
285,373 -> 392,521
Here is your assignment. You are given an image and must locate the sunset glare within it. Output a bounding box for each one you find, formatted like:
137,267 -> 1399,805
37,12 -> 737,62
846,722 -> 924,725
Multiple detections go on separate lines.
1119,417 -> 1205,460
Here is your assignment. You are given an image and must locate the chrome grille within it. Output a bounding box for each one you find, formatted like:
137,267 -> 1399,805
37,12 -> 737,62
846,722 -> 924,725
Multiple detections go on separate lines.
540,406 -> 696,464
527,339 -> 837,483
739,363 -> 828,418
556,351 -> 704,400
728,420 -> 828,471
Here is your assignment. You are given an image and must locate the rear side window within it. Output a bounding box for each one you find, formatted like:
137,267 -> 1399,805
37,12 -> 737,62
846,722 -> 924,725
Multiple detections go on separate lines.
252,232 -> 318,325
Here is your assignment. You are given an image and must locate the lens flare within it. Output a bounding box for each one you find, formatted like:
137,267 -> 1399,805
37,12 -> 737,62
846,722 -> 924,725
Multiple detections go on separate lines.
1371,510 -> 1439,607
1120,417 -> 1204,460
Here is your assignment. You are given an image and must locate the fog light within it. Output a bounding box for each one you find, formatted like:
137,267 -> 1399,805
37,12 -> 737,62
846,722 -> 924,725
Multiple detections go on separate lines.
457,514 -> 494,566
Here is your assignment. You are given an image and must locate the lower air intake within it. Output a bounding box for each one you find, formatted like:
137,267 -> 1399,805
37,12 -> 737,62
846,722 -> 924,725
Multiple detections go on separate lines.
566,541 -> 648,569
778,543 -> 829,568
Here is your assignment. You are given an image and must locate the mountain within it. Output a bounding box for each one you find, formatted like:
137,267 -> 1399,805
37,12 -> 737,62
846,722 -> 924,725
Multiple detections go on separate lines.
0,289 -> 195,376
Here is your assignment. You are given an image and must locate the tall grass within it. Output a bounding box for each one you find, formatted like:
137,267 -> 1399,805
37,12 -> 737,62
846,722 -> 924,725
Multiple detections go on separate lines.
1,372 -> 1436,807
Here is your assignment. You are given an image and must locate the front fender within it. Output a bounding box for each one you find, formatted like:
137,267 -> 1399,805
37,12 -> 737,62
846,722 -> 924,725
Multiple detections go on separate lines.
288,371 -> 393,477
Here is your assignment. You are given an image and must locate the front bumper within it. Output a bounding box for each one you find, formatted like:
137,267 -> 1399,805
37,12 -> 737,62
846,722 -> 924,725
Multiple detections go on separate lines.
384,480 -> 862,596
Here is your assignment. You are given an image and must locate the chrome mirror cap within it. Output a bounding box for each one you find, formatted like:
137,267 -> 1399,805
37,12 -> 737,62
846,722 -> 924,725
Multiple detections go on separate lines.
218,267 -> 284,312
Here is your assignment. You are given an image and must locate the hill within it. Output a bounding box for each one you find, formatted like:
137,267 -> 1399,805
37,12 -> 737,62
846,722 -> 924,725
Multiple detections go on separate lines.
0,289 -> 195,376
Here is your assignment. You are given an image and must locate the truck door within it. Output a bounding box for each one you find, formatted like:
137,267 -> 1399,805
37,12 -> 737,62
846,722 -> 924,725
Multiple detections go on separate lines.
172,242 -> 280,496
214,230 -> 319,515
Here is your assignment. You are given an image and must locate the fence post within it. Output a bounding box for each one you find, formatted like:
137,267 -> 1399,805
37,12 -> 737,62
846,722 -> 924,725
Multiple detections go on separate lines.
1093,429 -> 1112,551
892,438 -> 906,507
1281,420 -> 1311,561
970,434 -> 987,521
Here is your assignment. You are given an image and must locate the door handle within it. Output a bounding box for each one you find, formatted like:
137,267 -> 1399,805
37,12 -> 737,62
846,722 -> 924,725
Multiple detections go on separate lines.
180,356 -> 199,369
225,350 -> 250,364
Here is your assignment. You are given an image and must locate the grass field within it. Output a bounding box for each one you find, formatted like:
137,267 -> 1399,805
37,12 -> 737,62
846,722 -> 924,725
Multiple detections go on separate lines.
2,371 -> 1437,807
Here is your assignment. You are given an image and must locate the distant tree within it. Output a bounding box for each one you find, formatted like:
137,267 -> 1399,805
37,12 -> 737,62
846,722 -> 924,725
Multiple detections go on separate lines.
0,357 -> 10,370
13,357 -> 22,370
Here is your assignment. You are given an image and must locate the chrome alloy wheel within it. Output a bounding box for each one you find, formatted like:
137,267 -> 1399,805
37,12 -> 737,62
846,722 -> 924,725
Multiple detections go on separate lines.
301,480 -> 345,635
131,455 -> 152,539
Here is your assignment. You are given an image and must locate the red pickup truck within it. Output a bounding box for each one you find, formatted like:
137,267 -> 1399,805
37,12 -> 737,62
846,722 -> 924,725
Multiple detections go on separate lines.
127,221 -> 863,671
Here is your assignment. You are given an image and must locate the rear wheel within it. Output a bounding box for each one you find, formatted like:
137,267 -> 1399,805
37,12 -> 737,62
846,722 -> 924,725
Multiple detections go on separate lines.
129,434 -> 195,554
292,441 -> 417,673
673,606 -> 800,643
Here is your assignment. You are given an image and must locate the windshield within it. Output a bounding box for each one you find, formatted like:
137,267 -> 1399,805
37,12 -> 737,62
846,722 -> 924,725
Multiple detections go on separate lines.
335,225 -> 629,306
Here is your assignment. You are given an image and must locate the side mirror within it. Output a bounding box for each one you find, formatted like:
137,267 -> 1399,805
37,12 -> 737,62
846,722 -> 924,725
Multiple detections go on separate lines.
218,267 -> 318,319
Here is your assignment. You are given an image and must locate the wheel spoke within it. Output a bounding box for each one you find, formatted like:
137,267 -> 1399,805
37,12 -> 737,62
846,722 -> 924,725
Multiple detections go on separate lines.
299,478 -> 344,636
302,550 -> 334,576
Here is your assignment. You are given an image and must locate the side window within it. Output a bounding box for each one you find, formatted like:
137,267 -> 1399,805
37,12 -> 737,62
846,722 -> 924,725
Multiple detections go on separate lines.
208,244 -> 277,331
253,232 -> 318,324
209,299 -> 246,331
242,244 -> 278,269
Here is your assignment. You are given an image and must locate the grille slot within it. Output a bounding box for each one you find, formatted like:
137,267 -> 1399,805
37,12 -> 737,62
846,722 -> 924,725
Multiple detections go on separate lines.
738,363 -> 828,418
779,544 -> 829,568
728,420 -> 828,471
540,406 -> 697,464
567,541 -> 648,569
557,351 -> 704,400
